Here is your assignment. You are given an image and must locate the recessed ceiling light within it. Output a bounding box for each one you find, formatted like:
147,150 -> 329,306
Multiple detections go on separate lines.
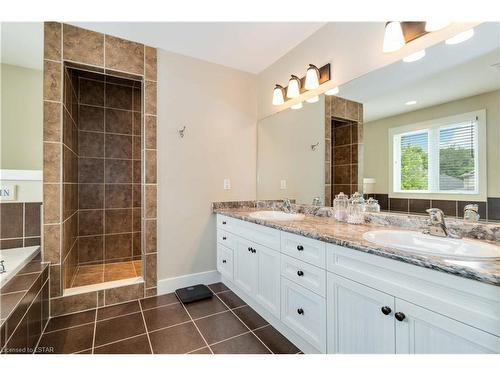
291,102 -> 303,110
403,49 -> 426,63
425,21 -> 451,32
445,29 -> 474,45
325,86 -> 339,96
306,96 -> 319,103
405,100 -> 417,106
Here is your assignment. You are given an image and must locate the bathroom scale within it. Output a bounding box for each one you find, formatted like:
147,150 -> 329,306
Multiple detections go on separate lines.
175,284 -> 213,303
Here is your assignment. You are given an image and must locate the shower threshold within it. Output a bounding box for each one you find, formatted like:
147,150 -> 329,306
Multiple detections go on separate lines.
64,276 -> 144,297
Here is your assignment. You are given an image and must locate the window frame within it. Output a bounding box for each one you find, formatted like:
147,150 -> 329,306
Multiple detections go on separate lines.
388,109 -> 487,201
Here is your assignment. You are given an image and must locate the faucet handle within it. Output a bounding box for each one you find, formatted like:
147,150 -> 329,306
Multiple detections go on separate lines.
426,208 -> 445,223
464,204 -> 478,213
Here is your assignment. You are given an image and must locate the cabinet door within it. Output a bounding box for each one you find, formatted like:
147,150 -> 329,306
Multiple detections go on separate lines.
255,245 -> 280,318
234,238 -> 258,295
327,273 -> 396,354
395,299 -> 500,354
217,243 -> 233,280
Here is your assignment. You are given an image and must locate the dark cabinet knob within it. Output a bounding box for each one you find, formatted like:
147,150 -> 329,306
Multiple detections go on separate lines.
252,249 -> 256,253
297,245 -> 304,251
381,306 -> 392,315
297,270 -> 304,277
222,236 -> 227,240
248,247 -> 252,252
222,221 -> 226,225
222,260 -> 226,264
395,312 -> 406,321
297,308 -> 304,315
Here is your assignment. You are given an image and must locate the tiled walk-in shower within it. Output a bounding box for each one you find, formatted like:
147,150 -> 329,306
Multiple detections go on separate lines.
61,65 -> 144,291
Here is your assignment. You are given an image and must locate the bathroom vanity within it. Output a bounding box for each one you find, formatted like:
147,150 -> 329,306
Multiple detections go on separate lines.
214,207 -> 500,354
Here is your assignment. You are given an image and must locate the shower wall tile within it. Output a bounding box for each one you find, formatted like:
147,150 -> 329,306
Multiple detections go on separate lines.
145,46 -> 157,81
105,35 -> 145,75
133,160 -> 142,184
78,210 -> 104,236
50,291 -> 98,317
104,282 -> 144,306
63,24 -> 104,66
133,112 -> 142,136
43,143 -> 61,183
133,208 -> 142,232
145,81 -> 157,115
78,235 -> 104,264
145,254 -> 157,288
145,185 -> 157,218
43,101 -> 62,142
105,159 -> 132,183
79,105 -> 104,131
79,131 -> 104,157
43,224 -> 61,263
44,22 -> 62,60
145,150 -> 157,184
79,184 -> 104,209
105,134 -> 132,159
43,60 -> 62,101
105,209 -> 133,234
105,185 -> 133,209
106,109 -> 133,134
79,79 -> 105,106
105,233 -> 132,261
43,184 -> 60,223
145,116 -> 157,149
133,87 -> 142,112
79,158 -> 105,183
105,83 -> 132,109
145,219 -> 157,254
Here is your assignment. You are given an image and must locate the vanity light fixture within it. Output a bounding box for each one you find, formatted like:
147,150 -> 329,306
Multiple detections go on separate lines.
304,64 -> 320,90
306,95 -> 319,103
286,75 -> 301,98
403,49 -> 426,62
405,100 -> 417,106
424,21 -> 451,32
445,29 -> 474,45
383,21 -> 406,53
291,102 -> 303,110
325,86 -> 339,96
272,84 -> 285,105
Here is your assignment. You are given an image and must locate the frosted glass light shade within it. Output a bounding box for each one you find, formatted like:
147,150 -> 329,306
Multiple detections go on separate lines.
425,21 -> 450,32
383,21 -> 405,52
272,85 -> 284,105
306,96 -> 319,103
325,86 -> 339,96
304,64 -> 320,90
286,75 -> 301,98
445,29 -> 474,45
291,102 -> 303,110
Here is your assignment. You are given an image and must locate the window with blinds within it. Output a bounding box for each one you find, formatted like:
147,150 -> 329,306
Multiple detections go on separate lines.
390,111 -> 483,197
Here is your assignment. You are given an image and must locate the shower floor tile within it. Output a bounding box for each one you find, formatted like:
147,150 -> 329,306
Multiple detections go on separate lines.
34,283 -> 301,354
71,260 -> 142,288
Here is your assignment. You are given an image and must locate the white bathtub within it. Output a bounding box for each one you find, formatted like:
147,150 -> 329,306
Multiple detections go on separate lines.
0,246 -> 40,287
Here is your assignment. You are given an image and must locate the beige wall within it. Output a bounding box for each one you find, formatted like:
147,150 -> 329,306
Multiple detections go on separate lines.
157,50 -> 257,280
364,90 -> 500,197
1,63 -> 43,170
257,96 -> 325,204
257,23 -> 479,119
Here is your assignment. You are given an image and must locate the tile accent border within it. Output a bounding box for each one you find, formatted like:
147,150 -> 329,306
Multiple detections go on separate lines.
43,22 -> 157,313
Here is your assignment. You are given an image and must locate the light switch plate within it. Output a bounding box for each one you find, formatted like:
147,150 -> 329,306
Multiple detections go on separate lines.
223,178 -> 231,190
280,179 -> 287,189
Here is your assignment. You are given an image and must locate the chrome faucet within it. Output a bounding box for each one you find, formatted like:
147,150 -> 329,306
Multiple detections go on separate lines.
282,198 -> 292,212
463,204 -> 480,223
312,197 -> 321,206
424,208 -> 449,237
0,260 -> 5,274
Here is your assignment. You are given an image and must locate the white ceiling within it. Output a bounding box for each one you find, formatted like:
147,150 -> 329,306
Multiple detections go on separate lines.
1,22 -> 43,70
71,22 -> 326,74
339,22 -> 500,122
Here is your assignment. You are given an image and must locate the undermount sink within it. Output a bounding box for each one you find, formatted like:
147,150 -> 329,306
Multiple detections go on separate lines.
249,210 -> 305,221
363,230 -> 500,260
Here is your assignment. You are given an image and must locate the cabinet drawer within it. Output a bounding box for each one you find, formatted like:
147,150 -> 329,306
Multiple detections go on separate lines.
281,254 -> 326,297
281,232 -> 326,268
217,243 -> 234,280
217,229 -> 235,249
281,277 -> 326,352
217,214 -> 235,232
239,220 -> 280,250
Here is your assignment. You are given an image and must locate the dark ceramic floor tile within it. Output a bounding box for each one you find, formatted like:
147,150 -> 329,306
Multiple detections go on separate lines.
217,290 -> 246,309
45,309 -> 96,332
207,282 -> 229,294
211,332 -> 271,354
36,323 -> 94,354
253,325 -> 299,354
188,347 -> 212,354
142,303 -> 190,331
97,300 -> 140,320
149,322 -> 206,354
140,292 -> 178,310
94,312 -> 146,347
232,306 -> 268,330
94,334 -> 152,354
184,296 -> 228,319
195,311 -> 248,344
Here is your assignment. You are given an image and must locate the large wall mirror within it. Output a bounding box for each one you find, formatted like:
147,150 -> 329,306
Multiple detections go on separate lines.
1,22 -> 43,202
257,22 -> 500,221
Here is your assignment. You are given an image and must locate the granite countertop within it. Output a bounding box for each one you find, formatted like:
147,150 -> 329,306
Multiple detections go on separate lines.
213,206 -> 500,287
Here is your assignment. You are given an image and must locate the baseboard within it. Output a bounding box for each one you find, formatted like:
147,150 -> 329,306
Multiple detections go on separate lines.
157,270 -> 221,294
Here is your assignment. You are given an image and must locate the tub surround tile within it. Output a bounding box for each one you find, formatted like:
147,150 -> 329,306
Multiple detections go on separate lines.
105,35 -> 144,76
63,24 -> 104,66
214,202 -> 500,286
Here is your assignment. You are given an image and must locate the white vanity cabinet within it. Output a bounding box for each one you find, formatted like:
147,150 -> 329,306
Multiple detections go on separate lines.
216,214 -> 500,354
